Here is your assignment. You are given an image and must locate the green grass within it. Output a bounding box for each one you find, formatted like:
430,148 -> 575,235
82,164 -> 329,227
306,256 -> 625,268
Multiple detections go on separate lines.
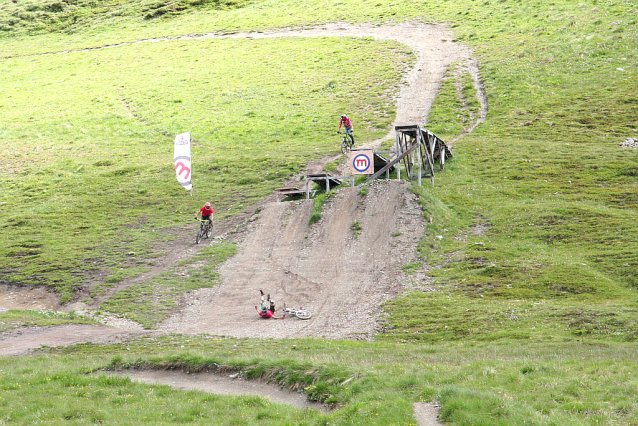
309,191 -> 333,225
0,0 -> 252,35
100,242 -> 236,328
0,35 -> 413,299
2,336 -> 638,425
0,309 -> 97,333
1,0 -> 638,424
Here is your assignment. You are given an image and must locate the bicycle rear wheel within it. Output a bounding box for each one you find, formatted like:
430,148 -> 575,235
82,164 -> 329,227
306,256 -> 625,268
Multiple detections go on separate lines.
295,309 -> 312,320
205,223 -> 212,238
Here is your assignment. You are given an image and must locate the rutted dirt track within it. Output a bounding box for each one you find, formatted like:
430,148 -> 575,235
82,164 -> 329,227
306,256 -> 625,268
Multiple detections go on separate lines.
159,180 -> 425,339
1,22 -> 484,426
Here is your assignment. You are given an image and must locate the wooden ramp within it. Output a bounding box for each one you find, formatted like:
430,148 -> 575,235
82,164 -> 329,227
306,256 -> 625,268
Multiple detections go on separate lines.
306,173 -> 343,189
372,152 -> 395,177
274,186 -> 306,202
367,125 -> 452,184
274,174 -> 354,202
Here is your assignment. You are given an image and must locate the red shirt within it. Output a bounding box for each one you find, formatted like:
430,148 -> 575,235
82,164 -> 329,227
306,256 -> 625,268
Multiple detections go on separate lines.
339,117 -> 353,129
199,206 -> 214,217
258,310 -> 274,318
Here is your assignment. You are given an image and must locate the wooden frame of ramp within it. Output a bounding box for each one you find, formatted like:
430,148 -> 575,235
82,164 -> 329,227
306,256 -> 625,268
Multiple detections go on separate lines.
274,125 -> 452,201
366,125 -> 453,185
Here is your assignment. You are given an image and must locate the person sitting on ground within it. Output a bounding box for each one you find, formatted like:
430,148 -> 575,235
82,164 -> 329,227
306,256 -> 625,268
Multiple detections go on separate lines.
338,114 -> 355,146
195,202 -> 214,224
255,290 -> 285,319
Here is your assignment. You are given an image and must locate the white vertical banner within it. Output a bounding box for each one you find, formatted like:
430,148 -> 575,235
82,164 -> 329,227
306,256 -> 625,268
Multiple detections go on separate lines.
174,132 -> 193,195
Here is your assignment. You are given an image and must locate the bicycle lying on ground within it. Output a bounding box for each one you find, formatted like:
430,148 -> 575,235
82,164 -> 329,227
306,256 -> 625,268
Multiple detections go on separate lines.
338,131 -> 355,154
195,218 -> 213,244
282,304 -> 312,320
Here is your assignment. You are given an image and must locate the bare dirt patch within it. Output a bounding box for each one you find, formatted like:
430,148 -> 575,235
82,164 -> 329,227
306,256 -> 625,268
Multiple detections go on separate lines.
158,180 -> 426,340
414,402 -> 446,426
107,370 -> 328,411
0,284 -> 63,314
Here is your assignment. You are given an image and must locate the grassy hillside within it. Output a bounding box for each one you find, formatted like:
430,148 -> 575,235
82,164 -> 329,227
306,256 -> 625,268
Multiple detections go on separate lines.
0,34 -> 412,300
1,0 -> 637,424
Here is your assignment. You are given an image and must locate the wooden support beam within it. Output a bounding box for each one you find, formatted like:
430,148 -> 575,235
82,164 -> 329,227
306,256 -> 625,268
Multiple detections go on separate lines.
366,141 -> 418,182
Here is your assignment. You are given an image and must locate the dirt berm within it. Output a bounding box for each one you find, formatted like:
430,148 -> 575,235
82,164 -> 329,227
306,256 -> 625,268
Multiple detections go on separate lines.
159,179 -> 427,340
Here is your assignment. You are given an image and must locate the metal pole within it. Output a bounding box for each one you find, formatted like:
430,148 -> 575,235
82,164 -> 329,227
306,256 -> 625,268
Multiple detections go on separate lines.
396,130 -> 401,180
417,130 -> 422,186
418,142 -> 422,186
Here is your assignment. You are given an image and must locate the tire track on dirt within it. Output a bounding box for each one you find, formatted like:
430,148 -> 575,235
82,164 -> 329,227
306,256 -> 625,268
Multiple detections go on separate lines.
158,180 -> 426,340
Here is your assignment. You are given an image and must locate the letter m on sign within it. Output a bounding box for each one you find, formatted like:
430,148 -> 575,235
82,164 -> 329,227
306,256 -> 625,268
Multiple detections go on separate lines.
175,161 -> 191,181
349,150 -> 374,175
173,131 -> 192,193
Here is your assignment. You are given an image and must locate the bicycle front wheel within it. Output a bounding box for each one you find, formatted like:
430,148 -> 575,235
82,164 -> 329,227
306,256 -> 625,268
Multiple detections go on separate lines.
295,310 -> 312,320
341,140 -> 349,155
195,226 -> 203,244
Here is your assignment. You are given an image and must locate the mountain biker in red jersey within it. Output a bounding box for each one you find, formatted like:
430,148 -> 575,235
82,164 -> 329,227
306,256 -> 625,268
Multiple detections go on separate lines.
195,202 -> 214,223
338,114 -> 355,146
255,290 -> 285,319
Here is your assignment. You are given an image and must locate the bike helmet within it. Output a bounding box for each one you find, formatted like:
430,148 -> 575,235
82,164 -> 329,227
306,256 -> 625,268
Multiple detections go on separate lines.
205,202 -> 211,207
341,114 -> 347,118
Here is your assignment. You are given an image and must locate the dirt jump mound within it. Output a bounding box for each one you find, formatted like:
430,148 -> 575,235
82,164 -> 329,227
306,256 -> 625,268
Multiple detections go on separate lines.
159,180 -> 427,340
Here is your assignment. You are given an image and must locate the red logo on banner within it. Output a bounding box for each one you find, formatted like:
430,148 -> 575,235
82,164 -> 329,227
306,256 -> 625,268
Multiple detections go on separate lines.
175,162 -> 191,180
353,155 -> 370,171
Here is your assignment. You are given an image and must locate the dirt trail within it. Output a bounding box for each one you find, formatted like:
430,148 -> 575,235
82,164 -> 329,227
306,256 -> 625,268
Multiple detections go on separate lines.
1,22 -> 485,426
0,324 -> 145,356
1,21 -> 485,336
204,21 -> 475,134
159,180 -> 425,339
108,370 -> 328,411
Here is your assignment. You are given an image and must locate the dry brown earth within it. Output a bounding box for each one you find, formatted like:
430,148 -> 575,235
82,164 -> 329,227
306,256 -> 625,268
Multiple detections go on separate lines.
159,179 -> 425,339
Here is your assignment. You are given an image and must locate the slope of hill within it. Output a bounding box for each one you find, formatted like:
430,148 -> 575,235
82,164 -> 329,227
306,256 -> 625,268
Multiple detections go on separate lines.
160,180 -> 426,340
1,0 -> 638,424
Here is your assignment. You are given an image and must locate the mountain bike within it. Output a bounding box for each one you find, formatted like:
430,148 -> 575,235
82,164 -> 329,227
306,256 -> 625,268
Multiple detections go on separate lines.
338,131 -> 355,154
282,304 -> 312,320
195,218 -> 213,244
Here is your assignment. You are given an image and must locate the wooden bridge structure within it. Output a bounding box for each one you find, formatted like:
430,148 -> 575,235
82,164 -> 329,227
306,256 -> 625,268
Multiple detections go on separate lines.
366,125 -> 452,185
274,125 -> 452,200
